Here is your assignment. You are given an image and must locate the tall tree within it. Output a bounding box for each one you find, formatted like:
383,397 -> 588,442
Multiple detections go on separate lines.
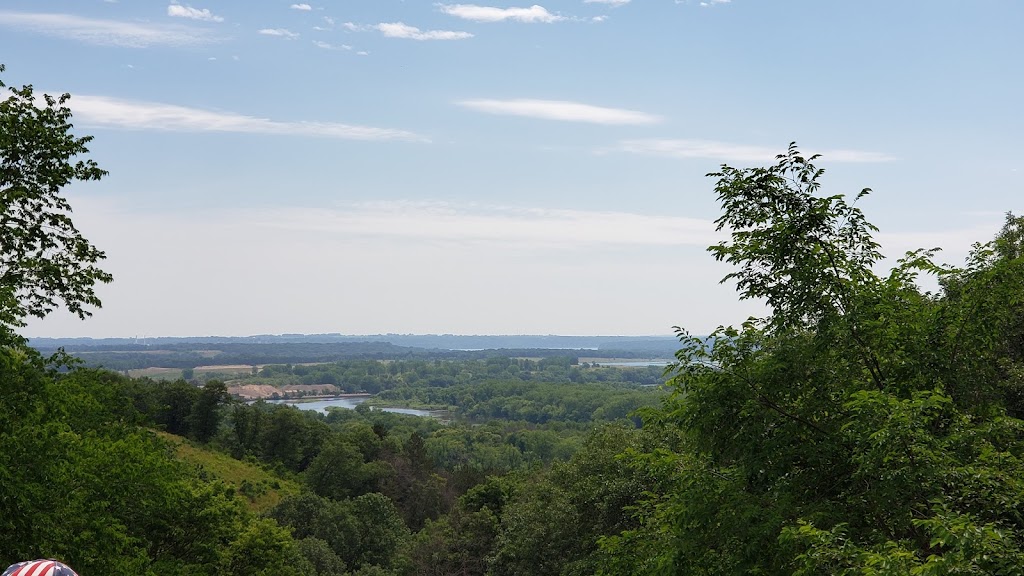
189,380 -> 231,442
0,65 -> 112,339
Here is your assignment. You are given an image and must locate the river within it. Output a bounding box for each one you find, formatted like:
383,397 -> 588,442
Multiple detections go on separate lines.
268,396 -> 447,418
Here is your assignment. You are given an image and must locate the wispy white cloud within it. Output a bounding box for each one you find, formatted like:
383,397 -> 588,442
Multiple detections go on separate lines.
290,3 -> 312,10
438,4 -> 564,23
371,22 -> 473,40
344,21 -> 472,40
67,94 -> 428,142
313,16 -> 334,30
258,28 -> 299,38
584,0 -> 630,5
260,201 -> 721,247
699,0 -> 730,6
166,4 -> 223,22
613,139 -> 896,163
313,40 -> 351,50
457,98 -> 661,125
0,11 -> 217,47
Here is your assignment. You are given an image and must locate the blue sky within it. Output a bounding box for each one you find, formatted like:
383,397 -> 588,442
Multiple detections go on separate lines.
2,0 -> 1022,338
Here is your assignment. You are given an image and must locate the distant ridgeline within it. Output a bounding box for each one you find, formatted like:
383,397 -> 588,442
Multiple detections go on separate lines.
27,334 -> 684,372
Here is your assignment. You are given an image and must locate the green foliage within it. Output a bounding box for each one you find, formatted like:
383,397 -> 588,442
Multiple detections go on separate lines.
189,381 -> 230,442
233,356 -> 665,397
0,342 -> 335,575
295,537 -> 347,576
707,143 -> 883,331
258,404 -> 331,472
597,147 -> 1024,574
401,506 -> 499,576
0,65 -> 111,337
221,517 -> 310,576
484,425 -> 670,576
269,491 -> 408,573
304,436 -> 387,500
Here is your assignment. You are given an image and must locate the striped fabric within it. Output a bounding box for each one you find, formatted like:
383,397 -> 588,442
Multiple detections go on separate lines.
2,560 -> 79,576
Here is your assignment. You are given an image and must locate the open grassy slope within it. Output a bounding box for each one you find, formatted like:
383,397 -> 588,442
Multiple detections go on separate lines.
157,431 -> 301,513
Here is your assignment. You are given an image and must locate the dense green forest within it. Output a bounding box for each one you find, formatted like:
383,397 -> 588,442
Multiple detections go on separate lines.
233,357 -> 664,414
6,69 -> 1024,574
0,351 -> 663,574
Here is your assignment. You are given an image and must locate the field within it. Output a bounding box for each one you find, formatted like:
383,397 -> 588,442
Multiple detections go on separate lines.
128,364 -> 257,381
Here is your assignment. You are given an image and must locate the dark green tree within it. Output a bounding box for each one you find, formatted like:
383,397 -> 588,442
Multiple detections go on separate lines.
188,380 -> 230,442
295,537 -> 347,576
269,491 -> 407,572
488,425 -> 668,576
154,379 -> 200,436
0,65 -> 112,338
305,437 -> 387,500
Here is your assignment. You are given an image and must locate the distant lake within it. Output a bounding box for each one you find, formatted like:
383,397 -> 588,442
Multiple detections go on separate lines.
269,396 -> 447,419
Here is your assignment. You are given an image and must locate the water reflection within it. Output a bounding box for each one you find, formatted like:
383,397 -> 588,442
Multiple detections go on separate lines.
267,396 -> 444,418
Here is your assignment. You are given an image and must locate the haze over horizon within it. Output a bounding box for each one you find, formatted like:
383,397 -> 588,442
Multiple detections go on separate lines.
2,1 -> 1021,339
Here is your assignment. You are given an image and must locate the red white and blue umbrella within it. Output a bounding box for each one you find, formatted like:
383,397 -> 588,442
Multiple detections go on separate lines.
2,560 -> 79,576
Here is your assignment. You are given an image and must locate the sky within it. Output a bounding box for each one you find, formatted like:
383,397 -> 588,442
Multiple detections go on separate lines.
1,0 -> 1022,338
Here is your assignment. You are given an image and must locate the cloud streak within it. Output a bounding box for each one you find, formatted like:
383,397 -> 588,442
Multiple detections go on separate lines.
438,4 -> 565,23
0,10 -> 217,47
166,4 -> 224,22
67,95 -> 428,142
313,40 -> 351,50
258,28 -> 299,38
457,98 -> 661,125
614,138 -> 896,163
374,22 -> 473,40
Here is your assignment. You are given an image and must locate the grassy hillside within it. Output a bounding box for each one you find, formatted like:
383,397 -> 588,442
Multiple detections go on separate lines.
157,431 -> 301,513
